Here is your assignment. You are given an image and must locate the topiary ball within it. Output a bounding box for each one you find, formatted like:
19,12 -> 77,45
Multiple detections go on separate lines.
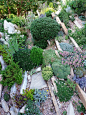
42,66 -> 53,81
13,48 -> 34,71
30,46 -> 43,67
30,17 -> 60,41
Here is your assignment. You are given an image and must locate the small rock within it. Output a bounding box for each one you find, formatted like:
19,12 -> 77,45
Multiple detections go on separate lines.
35,67 -> 41,73
0,55 -> 7,70
0,75 -> 2,98
7,112 -> 10,115
19,104 -> 26,113
27,75 -> 31,80
1,99 -> 9,112
10,83 -> 16,98
10,107 -> 16,115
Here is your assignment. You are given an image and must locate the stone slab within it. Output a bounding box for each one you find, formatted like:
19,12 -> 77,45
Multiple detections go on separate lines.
30,72 -> 47,89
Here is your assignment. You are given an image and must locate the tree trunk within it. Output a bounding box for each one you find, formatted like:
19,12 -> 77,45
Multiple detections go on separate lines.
17,8 -> 21,17
8,7 -> 11,14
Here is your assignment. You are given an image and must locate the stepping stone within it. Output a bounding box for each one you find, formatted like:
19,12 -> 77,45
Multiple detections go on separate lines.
30,72 -> 47,89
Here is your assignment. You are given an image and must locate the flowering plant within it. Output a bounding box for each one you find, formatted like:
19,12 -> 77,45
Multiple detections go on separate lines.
59,47 -> 86,68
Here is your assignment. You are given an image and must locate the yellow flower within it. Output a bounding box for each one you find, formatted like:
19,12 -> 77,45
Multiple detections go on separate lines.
47,90 -> 48,92
40,93 -> 41,94
45,96 -> 46,97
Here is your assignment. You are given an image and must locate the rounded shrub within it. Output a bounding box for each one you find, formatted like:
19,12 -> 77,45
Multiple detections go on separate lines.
13,48 -> 34,71
52,61 -> 70,79
30,17 -> 60,41
42,66 -> 53,81
30,46 -> 43,67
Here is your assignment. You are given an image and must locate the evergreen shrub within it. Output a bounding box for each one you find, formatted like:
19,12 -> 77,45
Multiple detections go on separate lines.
52,61 -> 70,79
30,17 -> 60,48
13,48 -> 34,71
30,46 -> 43,67
42,66 -> 53,81
0,61 -> 23,89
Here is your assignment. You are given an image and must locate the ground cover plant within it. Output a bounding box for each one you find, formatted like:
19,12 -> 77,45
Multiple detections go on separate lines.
55,80 -> 74,102
69,25 -> 86,47
59,48 -> 86,68
33,89 -> 48,106
59,42 -> 73,52
24,99 -> 42,115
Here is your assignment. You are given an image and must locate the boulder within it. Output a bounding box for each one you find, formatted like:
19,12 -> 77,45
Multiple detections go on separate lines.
0,55 -> 7,70
10,83 -> 17,98
0,75 -> 2,98
4,20 -> 20,34
20,71 -> 27,94
67,102 -> 75,115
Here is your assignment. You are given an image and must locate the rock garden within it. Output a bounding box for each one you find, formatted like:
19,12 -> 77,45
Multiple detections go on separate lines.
0,0 -> 86,115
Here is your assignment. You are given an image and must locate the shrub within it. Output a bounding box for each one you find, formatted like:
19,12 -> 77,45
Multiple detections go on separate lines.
33,39 -> 48,49
59,42 -> 73,52
69,0 -> 86,15
58,10 -> 69,27
4,36 -> 19,57
69,25 -> 86,46
30,17 -> 60,41
55,80 -> 74,102
0,61 -> 23,89
52,61 -> 70,79
13,48 -> 34,71
4,92 -> 10,102
45,8 -> 55,17
42,66 -> 53,81
8,33 -> 27,48
0,44 -> 11,65
43,49 -> 60,66
12,16 -> 26,27
30,46 -> 43,67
